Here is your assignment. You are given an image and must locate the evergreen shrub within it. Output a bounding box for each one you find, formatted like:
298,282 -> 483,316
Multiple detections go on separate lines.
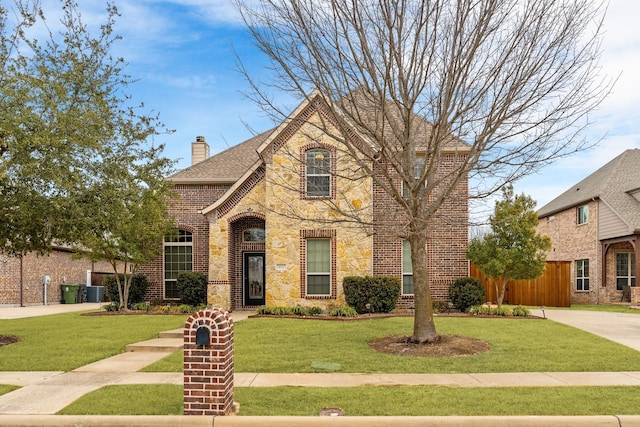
177,272 -> 208,306
343,276 -> 401,314
448,277 -> 485,313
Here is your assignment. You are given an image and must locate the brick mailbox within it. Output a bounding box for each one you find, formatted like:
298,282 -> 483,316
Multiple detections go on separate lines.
183,308 -> 234,416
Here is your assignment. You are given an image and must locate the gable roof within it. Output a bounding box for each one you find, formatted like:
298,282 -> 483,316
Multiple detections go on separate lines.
538,150 -> 640,229
170,129 -> 274,184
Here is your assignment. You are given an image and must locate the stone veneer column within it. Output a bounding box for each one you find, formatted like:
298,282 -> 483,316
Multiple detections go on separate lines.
183,308 -> 234,416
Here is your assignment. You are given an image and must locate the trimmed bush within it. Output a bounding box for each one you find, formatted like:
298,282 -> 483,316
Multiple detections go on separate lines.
104,274 -> 149,307
328,305 -> 358,317
448,277 -> 485,313
343,276 -> 401,314
512,305 -> 531,317
176,272 -> 208,306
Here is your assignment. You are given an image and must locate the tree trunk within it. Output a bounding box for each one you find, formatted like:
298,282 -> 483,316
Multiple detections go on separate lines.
497,276 -> 508,309
410,232 -> 438,343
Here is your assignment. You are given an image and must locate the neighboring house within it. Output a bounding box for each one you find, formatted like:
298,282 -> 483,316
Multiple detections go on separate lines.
138,92 -> 470,311
537,149 -> 640,305
0,247 -> 113,306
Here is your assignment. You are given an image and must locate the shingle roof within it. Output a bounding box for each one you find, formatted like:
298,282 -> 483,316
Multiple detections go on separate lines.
170,129 -> 274,183
537,150 -> 640,230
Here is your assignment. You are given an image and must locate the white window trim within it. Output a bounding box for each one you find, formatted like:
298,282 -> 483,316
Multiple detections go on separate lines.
305,238 -> 331,296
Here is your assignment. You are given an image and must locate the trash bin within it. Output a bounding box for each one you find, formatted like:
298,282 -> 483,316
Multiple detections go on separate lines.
60,284 -> 80,304
77,285 -> 87,303
86,286 -> 105,303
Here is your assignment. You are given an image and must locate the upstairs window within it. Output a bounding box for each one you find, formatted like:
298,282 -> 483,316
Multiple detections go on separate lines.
577,205 -> 589,225
306,149 -> 331,197
402,155 -> 426,198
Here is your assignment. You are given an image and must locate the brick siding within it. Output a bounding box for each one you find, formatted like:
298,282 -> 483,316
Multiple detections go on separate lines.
0,249 -> 113,306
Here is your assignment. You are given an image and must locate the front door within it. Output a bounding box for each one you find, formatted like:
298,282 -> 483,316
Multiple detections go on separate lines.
243,252 -> 265,306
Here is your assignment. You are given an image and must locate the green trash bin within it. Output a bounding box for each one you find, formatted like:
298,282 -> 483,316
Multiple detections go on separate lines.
61,284 -> 80,304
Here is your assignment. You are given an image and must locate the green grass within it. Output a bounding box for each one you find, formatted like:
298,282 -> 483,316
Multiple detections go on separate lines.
565,304 -> 640,314
143,316 -> 640,373
0,311 -> 185,371
0,385 -> 19,396
58,385 -> 640,416
57,385 -> 183,415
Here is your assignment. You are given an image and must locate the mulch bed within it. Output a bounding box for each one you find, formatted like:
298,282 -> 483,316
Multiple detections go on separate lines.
0,335 -> 20,347
368,334 -> 491,357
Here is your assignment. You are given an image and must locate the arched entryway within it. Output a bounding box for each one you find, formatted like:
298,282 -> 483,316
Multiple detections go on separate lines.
228,213 -> 266,310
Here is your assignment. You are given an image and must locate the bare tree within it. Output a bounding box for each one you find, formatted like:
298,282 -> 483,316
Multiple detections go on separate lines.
235,0 -> 611,343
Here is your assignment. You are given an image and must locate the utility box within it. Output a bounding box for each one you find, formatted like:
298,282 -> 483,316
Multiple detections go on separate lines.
86,286 -> 105,303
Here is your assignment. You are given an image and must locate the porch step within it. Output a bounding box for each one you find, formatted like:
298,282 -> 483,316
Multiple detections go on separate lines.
125,337 -> 182,353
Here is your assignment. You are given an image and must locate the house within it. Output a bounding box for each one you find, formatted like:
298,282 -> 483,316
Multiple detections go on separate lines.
537,149 -> 640,305
0,247 -> 114,306
138,92 -> 470,311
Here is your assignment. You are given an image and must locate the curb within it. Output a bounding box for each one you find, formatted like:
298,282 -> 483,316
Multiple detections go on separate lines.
1,415 -> 640,426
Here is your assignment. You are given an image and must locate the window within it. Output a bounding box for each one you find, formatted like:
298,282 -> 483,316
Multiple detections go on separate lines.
243,228 -> 265,243
164,230 -> 193,299
576,259 -> 589,291
402,155 -> 426,198
402,240 -> 414,295
577,205 -> 589,225
306,239 -> 331,295
616,252 -> 636,290
306,149 -> 331,197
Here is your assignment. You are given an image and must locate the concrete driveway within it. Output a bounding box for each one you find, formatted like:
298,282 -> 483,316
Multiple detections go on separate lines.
531,308 -> 640,352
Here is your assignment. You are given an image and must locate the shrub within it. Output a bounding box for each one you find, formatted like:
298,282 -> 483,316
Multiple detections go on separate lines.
512,305 -> 531,317
343,276 -> 401,314
104,274 -> 149,307
307,306 -> 323,316
432,300 -> 451,313
328,305 -> 358,317
257,306 -> 325,316
176,272 -> 208,306
448,277 -> 485,313
492,306 -> 511,316
132,302 -> 150,311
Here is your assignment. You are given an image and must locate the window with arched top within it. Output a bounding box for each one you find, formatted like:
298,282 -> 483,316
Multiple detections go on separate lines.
243,228 -> 265,243
163,230 -> 193,299
305,149 -> 331,197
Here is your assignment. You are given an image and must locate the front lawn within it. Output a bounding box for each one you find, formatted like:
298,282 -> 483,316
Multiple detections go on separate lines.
0,311 -> 185,371
58,385 -> 640,416
144,316 -> 640,373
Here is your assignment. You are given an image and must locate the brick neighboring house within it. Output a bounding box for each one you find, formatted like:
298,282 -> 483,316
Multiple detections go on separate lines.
537,149 -> 640,305
0,247 -> 114,306
139,92 -> 470,311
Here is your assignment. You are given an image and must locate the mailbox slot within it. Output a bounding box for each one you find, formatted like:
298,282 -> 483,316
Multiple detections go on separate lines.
196,326 -> 210,346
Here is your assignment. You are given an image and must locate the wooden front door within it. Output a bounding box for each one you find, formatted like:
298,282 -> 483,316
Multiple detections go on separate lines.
243,252 -> 265,306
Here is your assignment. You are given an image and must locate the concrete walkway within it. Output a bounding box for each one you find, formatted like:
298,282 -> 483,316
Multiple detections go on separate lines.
1,304 -> 640,425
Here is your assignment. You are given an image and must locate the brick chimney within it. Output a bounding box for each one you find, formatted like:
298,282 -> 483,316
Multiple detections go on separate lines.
191,136 -> 210,165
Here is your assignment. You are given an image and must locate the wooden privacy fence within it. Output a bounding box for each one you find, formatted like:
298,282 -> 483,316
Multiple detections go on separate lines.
469,261 -> 571,307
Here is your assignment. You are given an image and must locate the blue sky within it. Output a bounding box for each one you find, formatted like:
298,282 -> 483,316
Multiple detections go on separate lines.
40,0 -> 640,215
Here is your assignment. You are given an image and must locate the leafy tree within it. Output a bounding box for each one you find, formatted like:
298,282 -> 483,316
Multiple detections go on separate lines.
71,139 -> 176,311
235,0 -> 610,343
0,0 -> 171,256
467,185 -> 552,309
